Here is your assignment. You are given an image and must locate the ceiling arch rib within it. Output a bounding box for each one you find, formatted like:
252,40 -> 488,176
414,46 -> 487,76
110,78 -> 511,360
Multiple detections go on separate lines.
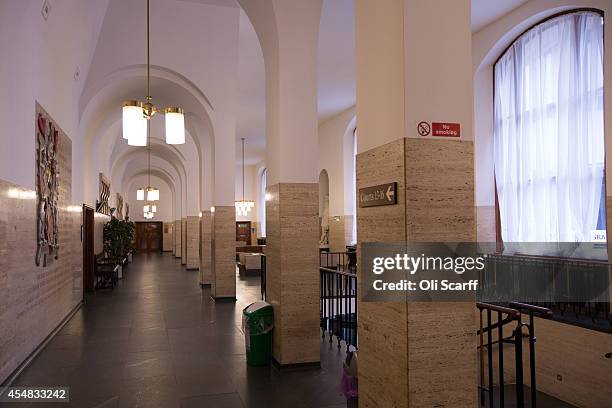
78,70 -> 214,213
113,151 -> 186,218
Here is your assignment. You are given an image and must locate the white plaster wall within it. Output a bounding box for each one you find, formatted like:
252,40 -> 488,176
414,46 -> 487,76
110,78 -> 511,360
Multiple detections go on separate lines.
0,0 -> 108,190
404,0 -> 473,141
318,107 -> 356,216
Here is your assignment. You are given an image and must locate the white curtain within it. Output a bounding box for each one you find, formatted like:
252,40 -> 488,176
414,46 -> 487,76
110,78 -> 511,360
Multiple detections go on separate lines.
494,12 -> 605,243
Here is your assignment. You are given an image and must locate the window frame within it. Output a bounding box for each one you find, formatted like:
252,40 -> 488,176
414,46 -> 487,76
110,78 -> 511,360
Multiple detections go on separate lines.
492,8 -> 606,247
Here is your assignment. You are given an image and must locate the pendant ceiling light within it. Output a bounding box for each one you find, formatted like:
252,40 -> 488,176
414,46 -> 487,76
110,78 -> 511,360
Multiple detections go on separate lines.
122,0 -> 185,145
235,138 -> 255,216
137,124 -> 160,220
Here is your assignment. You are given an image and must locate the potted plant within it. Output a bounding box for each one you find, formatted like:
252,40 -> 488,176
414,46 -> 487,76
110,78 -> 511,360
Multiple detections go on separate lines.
103,218 -> 136,278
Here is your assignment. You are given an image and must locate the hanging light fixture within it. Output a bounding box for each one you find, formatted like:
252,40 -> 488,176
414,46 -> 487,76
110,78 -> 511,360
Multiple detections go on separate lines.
122,0 -> 185,145
235,138 -> 255,216
137,121 -> 160,211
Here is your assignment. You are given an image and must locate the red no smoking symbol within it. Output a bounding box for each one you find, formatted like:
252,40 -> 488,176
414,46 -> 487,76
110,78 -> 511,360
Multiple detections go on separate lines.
417,121 -> 430,136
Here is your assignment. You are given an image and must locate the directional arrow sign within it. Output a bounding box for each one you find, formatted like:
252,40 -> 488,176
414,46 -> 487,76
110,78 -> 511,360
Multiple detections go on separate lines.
359,182 -> 397,208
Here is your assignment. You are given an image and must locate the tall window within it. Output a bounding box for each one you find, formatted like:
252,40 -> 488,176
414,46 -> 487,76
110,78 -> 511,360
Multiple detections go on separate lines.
260,168 -> 267,237
494,11 -> 605,243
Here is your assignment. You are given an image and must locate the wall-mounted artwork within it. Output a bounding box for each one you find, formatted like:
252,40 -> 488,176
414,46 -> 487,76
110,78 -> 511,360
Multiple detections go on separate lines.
96,173 -> 111,215
35,110 -> 59,266
116,193 -> 124,220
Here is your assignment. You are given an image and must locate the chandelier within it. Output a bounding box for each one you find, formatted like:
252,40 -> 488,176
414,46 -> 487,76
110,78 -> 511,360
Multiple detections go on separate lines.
122,0 -> 185,146
235,138 -> 255,216
143,203 -> 157,219
137,126 -> 160,205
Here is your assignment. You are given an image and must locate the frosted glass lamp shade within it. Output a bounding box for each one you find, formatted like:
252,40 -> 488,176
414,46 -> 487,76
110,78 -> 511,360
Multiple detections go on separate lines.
151,205 -> 157,213
165,107 -> 185,144
143,204 -> 150,213
147,188 -> 159,201
123,101 -> 147,145
137,189 -> 145,201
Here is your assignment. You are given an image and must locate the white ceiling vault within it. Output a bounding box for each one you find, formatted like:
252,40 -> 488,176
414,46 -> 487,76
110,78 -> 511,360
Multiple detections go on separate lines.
471,0 -> 529,32
72,0 -> 530,216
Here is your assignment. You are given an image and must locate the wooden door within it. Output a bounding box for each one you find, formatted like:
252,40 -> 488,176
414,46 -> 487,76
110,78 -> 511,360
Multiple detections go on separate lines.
236,221 -> 251,245
136,222 -> 163,252
83,206 -> 95,293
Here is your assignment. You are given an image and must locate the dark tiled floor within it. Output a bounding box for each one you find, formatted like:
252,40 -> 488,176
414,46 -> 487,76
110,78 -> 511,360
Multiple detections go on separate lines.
481,385 -> 578,408
7,252 -> 348,408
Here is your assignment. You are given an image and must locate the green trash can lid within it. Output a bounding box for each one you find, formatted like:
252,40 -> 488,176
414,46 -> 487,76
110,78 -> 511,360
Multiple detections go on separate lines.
244,301 -> 273,315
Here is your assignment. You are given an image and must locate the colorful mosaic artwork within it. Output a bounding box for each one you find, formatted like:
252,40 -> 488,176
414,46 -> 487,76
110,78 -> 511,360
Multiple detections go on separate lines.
96,173 -> 111,215
35,112 -> 59,266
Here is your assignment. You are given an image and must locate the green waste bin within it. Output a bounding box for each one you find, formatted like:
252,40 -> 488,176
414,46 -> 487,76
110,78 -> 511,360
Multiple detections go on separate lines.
242,301 -> 274,366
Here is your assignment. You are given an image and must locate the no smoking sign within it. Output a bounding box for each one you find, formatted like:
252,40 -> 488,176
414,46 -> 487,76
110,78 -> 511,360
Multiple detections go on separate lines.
417,121 -> 430,136
417,121 -> 461,138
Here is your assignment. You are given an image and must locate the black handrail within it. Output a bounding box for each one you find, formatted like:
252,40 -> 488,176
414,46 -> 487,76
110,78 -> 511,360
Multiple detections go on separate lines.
320,266 -> 357,352
478,301 -> 553,408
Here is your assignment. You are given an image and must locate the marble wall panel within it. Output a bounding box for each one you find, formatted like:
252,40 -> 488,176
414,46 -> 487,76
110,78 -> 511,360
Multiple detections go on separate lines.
181,218 -> 187,265
328,215 -> 346,252
266,183 -> 320,365
186,216 -> 199,270
356,138 -> 478,407
404,138 -> 477,407
211,206 -> 236,299
174,219 -> 182,259
200,211 -> 212,285
0,104 -> 82,383
356,139 -> 408,407
163,222 -> 174,252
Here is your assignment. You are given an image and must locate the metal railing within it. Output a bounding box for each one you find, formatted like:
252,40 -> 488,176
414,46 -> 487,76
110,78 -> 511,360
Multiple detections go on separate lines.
477,301 -> 552,408
320,251 -> 357,273
320,266 -> 357,351
482,254 -> 612,331
320,250 -> 357,351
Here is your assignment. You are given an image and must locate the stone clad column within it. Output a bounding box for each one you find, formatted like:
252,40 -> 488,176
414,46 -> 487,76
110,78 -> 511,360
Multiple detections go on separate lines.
356,0 -> 476,406
181,218 -> 187,265
266,183 -> 319,365
186,216 -> 200,270
209,113 -> 237,301
199,210 -> 212,286
211,206 -> 236,299
174,219 -> 182,259
239,0 -> 323,366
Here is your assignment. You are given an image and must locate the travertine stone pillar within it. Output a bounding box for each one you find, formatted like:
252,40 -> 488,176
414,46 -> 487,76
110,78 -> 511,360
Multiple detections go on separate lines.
200,210 -> 212,286
174,220 -> 182,259
211,206 -> 236,300
356,0 -> 476,405
239,0 -> 322,367
356,139 -> 477,407
328,216 -> 346,252
181,218 -> 187,265
163,222 -> 174,252
266,183 -> 319,365
186,216 -> 200,270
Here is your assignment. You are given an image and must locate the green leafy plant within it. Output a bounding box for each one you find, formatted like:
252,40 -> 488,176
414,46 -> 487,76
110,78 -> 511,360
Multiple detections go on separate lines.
103,218 -> 136,259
